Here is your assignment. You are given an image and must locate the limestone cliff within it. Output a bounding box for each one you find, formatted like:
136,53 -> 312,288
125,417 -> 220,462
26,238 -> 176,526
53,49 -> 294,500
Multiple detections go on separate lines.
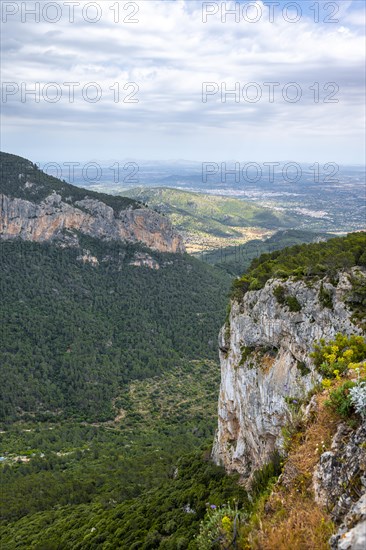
212,269 -> 365,479
0,193 -> 184,253
0,151 -> 184,253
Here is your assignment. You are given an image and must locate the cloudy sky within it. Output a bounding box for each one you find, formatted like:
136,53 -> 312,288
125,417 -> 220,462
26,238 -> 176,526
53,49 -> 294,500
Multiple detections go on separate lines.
1,0 -> 365,164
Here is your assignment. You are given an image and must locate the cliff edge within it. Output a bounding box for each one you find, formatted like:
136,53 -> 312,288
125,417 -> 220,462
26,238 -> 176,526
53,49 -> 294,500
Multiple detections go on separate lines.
0,152 -> 184,253
212,268 -> 365,479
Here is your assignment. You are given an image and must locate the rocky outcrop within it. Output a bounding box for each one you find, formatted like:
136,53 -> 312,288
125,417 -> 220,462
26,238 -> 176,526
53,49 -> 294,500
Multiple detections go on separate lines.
129,252 -> 160,270
0,193 -> 185,253
313,423 -> 366,549
212,270 -> 365,479
76,250 -> 99,266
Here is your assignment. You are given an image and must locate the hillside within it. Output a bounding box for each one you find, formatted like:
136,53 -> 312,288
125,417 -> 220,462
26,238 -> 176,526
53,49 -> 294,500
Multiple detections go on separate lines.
0,152 -> 139,212
209,234 -> 366,549
1,156 -> 365,549
198,229 -> 333,276
0,237 -> 230,422
1,233 -> 366,549
0,153 -> 246,550
232,231 -> 366,302
0,153 -> 184,253
122,187 -> 299,253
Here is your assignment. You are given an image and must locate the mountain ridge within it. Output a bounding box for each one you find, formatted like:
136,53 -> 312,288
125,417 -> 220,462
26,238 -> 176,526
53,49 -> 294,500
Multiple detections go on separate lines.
0,153 -> 184,254
121,186 -> 300,253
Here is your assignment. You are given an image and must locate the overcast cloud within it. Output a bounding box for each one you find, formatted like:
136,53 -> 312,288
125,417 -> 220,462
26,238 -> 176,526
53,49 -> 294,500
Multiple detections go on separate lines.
1,0 -> 365,163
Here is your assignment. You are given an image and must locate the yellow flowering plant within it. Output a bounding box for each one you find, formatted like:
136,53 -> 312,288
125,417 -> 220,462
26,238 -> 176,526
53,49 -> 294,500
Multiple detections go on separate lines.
311,334 -> 366,378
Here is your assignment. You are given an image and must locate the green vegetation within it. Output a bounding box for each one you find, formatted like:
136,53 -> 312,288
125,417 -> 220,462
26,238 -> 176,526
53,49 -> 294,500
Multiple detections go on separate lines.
297,361 -> 311,377
123,187 -> 298,232
347,270 -> 366,329
239,346 -> 255,366
0,355 -> 284,550
311,334 -> 366,421
195,502 -> 246,550
0,449 -> 248,549
273,285 -> 301,311
326,381 -> 357,419
0,238 -> 230,422
122,188 -> 300,256
193,453 -> 282,550
310,333 -> 366,378
200,230 -> 333,276
319,282 -> 333,309
273,284 -> 286,304
1,360 -> 220,517
1,153 -> 365,550
232,232 -> 366,301
0,151 -> 140,213
235,334 -> 366,549
285,296 -> 302,312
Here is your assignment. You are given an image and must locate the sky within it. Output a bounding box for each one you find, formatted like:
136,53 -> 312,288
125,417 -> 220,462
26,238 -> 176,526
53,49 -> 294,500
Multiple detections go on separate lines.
1,0 -> 365,164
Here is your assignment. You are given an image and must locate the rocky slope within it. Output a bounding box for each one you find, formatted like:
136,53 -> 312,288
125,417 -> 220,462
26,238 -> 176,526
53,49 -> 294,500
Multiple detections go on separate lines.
0,152 -> 184,253
314,422 -> 366,549
0,193 -> 184,253
212,268 -> 365,480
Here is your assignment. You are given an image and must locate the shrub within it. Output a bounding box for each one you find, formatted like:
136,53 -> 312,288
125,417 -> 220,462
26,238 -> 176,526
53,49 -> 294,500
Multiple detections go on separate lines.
249,278 -> 262,291
273,286 -> 301,312
195,502 -> 245,550
251,451 -> 283,498
239,346 -> 255,366
349,382 -> 366,420
326,381 -> 356,418
319,283 -> 333,309
285,296 -> 302,312
232,276 -> 251,301
231,233 -> 366,300
297,361 -> 311,376
273,285 -> 286,305
311,334 -> 366,378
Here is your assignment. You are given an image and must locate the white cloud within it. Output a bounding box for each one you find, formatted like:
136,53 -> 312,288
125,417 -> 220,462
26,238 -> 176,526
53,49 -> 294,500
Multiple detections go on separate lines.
1,0 -> 365,163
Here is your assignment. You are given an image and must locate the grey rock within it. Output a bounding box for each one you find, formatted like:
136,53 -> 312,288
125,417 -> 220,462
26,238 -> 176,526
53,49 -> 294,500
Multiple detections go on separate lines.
313,424 -> 366,549
0,193 -> 185,253
212,272 -> 364,480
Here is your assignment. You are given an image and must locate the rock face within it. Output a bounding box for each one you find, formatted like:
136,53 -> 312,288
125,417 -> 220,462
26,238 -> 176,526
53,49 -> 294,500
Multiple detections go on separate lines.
212,271 -> 364,479
313,423 -> 366,549
0,193 -> 185,253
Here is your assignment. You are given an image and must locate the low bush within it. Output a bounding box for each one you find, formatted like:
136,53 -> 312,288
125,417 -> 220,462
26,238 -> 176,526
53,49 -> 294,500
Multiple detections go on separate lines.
326,381 -> 356,418
311,334 -> 366,378
319,283 -> 333,309
285,296 -> 302,312
273,285 -> 286,305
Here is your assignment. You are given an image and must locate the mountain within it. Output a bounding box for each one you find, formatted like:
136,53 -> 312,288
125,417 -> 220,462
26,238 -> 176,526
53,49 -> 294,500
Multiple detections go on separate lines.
0,154 -> 239,548
0,153 -> 184,253
0,152 -> 236,423
213,234 -> 366,478
1,155 -> 365,548
1,229 -> 366,548
211,233 -> 366,547
121,187 -> 299,253
0,235 -> 231,423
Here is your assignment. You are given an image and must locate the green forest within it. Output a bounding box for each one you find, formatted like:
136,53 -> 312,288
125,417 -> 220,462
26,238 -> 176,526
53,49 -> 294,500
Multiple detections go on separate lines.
0,237 -> 231,422
0,233 -> 244,548
1,187 -> 365,548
